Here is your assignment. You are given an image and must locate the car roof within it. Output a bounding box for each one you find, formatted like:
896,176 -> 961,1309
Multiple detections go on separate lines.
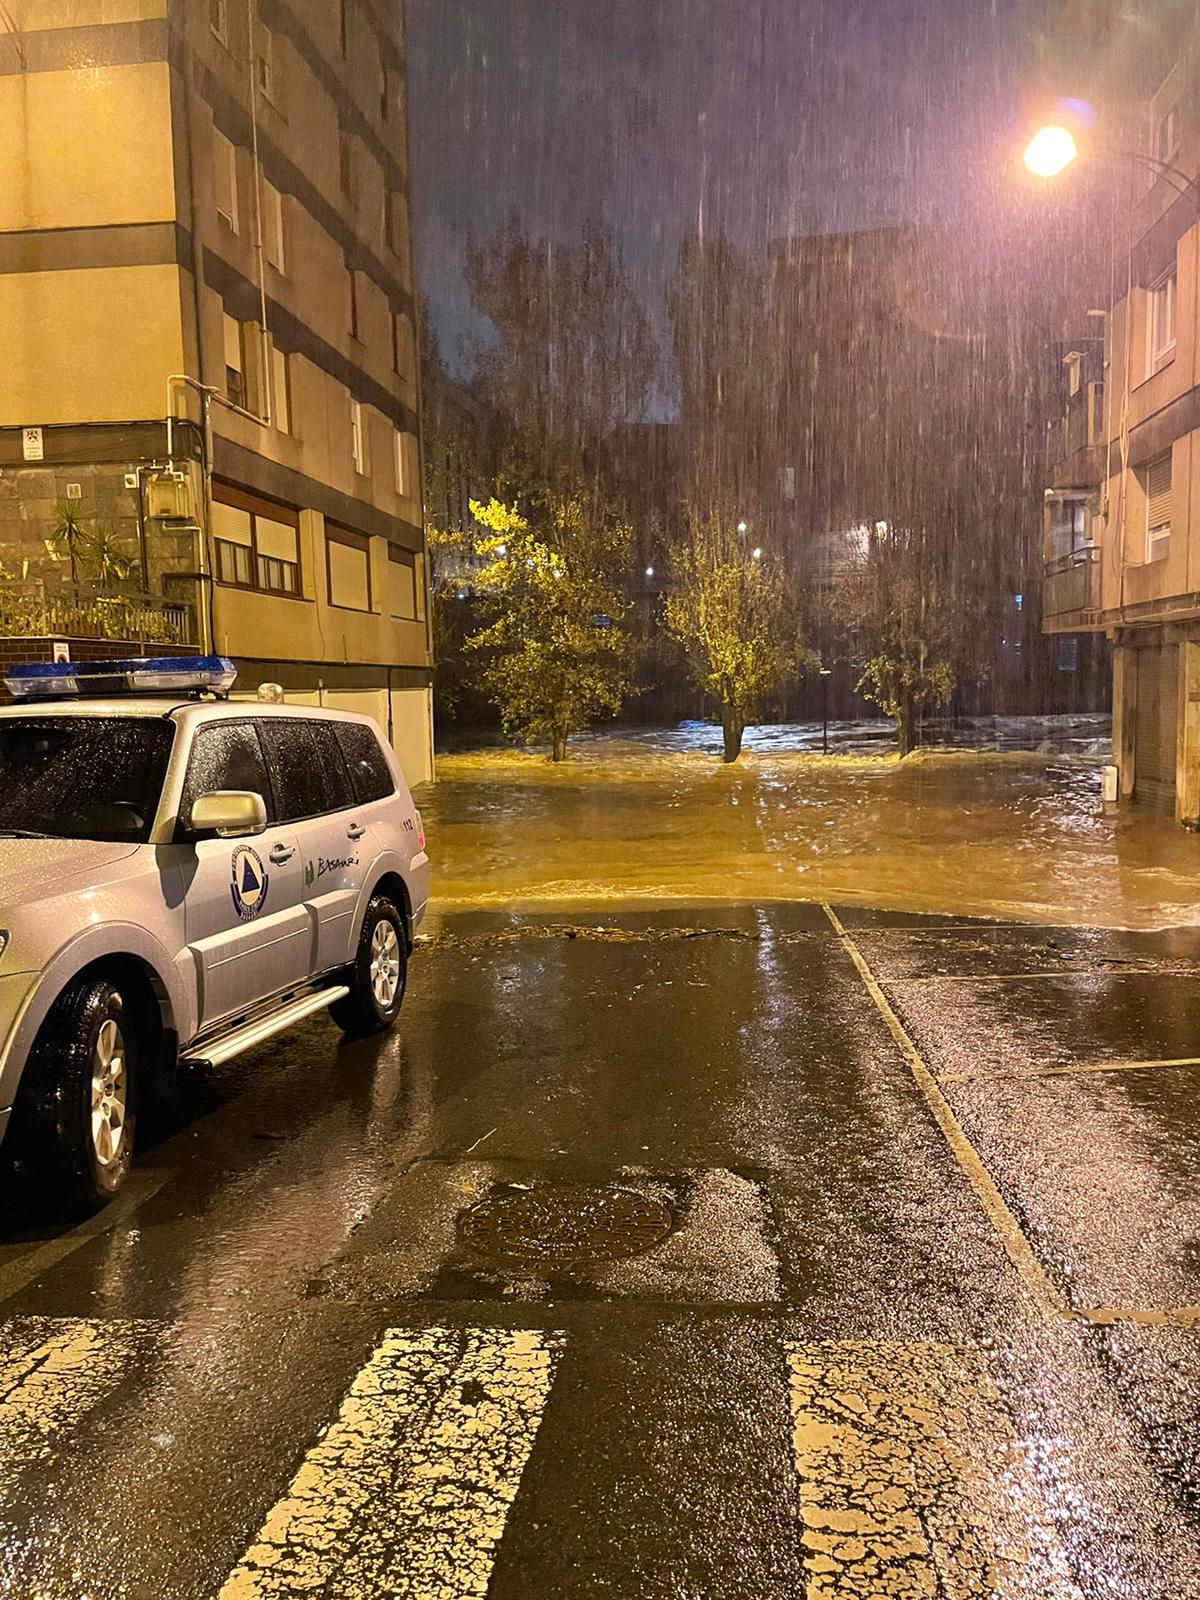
0,698 -> 378,729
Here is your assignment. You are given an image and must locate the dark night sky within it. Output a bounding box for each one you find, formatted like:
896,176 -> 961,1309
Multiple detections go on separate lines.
408,0 -> 1054,368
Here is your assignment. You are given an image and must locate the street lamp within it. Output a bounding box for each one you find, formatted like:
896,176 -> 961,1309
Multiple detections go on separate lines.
1024,121 -> 1200,213
819,667 -> 833,755
1024,125 -> 1078,178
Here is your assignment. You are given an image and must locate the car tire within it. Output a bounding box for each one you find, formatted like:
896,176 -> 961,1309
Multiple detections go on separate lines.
330,895 -> 408,1037
14,977 -> 138,1215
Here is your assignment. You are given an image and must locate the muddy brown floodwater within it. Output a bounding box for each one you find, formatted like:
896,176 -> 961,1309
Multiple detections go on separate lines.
420,741 -> 1200,931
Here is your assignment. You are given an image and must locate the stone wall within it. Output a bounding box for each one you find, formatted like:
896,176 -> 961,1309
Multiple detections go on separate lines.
0,461 -> 197,596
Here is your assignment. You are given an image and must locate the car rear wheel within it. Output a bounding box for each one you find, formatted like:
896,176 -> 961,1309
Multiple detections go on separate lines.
330,895 -> 408,1036
14,977 -> 138,1214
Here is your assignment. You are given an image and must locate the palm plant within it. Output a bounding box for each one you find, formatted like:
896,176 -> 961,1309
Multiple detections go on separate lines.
87,524 -> 135,587
48,499 -> 88,584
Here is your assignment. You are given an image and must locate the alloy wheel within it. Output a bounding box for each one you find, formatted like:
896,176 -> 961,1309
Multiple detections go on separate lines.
369,920 -> 402,1011
90,1016 -> 128,1169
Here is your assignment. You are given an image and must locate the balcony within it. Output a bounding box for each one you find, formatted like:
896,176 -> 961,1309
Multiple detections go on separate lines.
0,580 -> 196,648
1047,382 -> 1106,491
1044,548 -> 1102,629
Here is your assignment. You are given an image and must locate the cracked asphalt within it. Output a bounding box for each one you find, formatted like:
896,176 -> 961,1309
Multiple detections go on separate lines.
3,901 -> 1200,1597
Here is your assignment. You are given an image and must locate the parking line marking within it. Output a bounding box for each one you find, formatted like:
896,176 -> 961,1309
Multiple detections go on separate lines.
887,968 -> 1200,985
0,1317 -> 149,1498
823,903 -> 1069,1322
219,1326 -> 563,1600
787,1340 -> 1082,1599
942,1056 -> 1200,1086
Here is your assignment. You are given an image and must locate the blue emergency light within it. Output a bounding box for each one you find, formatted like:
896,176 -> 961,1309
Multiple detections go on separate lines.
4,656 -> 238,701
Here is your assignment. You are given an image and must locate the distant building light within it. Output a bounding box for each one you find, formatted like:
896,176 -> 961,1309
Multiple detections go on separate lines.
1014,593 -> 1023,609
875,520 -> 889,536
752,547 -> 763,560
737,521 -> 749,535
645,566 -> 655,578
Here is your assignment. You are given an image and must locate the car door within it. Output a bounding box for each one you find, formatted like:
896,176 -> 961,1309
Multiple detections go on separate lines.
257,718 -> 365,975
179,720 -> 309,1028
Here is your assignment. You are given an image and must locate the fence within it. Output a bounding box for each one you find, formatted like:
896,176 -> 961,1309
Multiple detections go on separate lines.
0,580 -> 195,646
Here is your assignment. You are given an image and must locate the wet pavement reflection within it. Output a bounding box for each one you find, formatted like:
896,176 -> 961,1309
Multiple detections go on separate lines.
3,895 -> 1200,1593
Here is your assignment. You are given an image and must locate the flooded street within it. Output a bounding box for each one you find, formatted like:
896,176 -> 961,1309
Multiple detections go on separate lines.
424,724 -> 1200,930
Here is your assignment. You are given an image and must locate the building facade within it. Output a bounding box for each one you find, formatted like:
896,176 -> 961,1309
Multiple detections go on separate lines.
0,0 -> 433,785
1039,0 -> 1200,820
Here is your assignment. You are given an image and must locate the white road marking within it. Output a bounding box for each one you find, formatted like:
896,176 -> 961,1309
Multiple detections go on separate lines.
787,1340 -> 1082,1600
219,1326 -> 563,1599
888,967 -> 1200,984
0,1317 -> 149,1499
942,1056 -> 1200,1085
823,903 -> 1070,1322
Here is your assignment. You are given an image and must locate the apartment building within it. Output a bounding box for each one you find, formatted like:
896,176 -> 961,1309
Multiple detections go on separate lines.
0,0 -> 432,784
1038,0 -> 1200,819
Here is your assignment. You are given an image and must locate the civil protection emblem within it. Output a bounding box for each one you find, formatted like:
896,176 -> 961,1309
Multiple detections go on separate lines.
230,844 -> 270,922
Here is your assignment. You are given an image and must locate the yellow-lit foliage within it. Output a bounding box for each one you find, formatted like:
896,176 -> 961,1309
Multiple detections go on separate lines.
468,496 -> 635,761
665,513 -> 802,762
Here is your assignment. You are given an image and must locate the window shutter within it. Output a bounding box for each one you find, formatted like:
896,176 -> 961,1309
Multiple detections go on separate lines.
1147,454 -> 1172,533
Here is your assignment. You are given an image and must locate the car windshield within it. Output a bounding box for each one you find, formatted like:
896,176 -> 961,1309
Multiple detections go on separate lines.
0,716 -> 175,844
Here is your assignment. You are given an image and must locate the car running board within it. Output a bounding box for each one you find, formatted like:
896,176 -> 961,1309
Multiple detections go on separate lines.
182,985 -> 350,1070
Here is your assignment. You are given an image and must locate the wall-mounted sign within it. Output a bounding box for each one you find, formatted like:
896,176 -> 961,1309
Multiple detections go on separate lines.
22,427 -> 44,462
51,641 -> 70,664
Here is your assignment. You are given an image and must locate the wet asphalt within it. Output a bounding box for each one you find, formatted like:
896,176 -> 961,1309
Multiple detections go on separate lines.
3,903 -> 1200,1596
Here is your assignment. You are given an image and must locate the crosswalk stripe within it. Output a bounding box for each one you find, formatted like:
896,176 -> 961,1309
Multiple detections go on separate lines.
787,1341 -> 1081,1600
219,1326 -> 563,1600
0,1317 -> 148,1499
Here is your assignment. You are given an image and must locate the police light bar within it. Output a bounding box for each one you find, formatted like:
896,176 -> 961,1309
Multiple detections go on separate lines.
5,656 -> 238,701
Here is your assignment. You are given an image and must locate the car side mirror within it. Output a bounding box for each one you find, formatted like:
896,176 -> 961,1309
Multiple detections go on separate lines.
190,790 -> 268,839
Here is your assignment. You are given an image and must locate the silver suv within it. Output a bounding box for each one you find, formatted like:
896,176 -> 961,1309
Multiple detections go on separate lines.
0,657 -> 430,1213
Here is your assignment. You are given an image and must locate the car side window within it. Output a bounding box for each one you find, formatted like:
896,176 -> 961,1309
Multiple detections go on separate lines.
180,723 -> 273,830
310,722 -> 357,811
335,723 -> 396,804
258,720 -> 352,821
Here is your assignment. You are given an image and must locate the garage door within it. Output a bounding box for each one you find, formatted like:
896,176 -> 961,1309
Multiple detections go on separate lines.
1136,644 -> 1178,806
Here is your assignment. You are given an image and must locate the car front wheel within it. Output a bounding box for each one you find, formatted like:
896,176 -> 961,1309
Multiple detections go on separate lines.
14,977 -> 138,1214
330,895 -> 408,1036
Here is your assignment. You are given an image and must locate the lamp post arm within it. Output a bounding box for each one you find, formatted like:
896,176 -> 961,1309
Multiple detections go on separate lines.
1099,143 -> 1200,213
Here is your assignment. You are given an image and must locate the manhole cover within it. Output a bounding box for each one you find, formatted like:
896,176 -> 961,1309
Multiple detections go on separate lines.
460,1185 -> 674,1268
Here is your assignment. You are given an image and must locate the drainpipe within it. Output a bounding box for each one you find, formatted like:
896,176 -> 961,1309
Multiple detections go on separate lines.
166,374 -> 217,655
245,0 -> 273,427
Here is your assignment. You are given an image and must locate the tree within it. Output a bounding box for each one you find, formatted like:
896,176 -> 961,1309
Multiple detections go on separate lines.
667,235 -> 784,530
465,218 -> 658,500
830,523 -> 975,757
467,496 -> 636,761
665,512 -> 802,762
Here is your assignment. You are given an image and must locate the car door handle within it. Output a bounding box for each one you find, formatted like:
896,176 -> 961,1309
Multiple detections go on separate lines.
346,823 -> 366,841
269,843 -> 296,864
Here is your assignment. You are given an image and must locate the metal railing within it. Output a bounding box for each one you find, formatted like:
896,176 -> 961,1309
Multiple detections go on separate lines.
1044,548 -> 1101,618
0,580 -> 195,645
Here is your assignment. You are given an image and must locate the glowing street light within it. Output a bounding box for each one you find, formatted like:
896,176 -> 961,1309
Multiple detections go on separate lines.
737,520 -> 749,535
1024,125 -> 1078,179
645,566 -> 655,578
751,547 -> 763,560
